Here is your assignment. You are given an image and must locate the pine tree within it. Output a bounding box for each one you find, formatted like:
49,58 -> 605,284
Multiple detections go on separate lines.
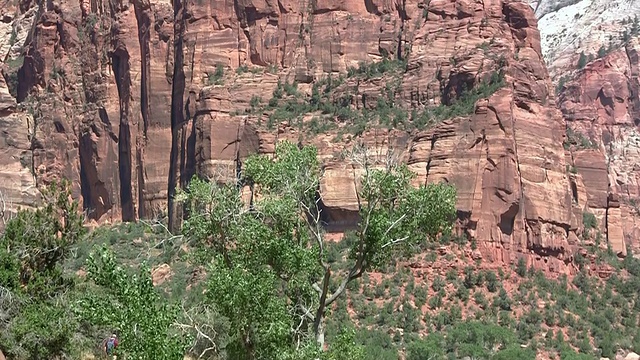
577,51 -> 587,69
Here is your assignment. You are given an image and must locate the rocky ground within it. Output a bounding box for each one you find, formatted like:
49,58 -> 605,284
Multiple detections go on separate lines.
0,0 -> 639,278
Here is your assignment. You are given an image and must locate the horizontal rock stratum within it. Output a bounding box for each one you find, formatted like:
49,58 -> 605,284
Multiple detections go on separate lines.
0,0 -> 637,272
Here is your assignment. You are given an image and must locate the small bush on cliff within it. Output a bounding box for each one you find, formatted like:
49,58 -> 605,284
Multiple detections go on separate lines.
262,69 -> 505,135
577,52 -> 587,69
583,211 -> 597,230
346,57 -> 407,79
564,127 -> 597,150
410,70 -> 506,128
207,64 -> 225,85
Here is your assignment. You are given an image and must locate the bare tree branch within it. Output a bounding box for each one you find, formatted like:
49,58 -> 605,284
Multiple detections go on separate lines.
175,303 -> 222,360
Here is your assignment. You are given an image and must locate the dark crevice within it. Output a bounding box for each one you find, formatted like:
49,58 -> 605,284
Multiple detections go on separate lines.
364,0 -> 381,15
79,131 -> 113,220
111,46 -> 135,222
134,0 -> 152,218
168,0 -> 187,232
425,134 -> 438,182
396,0 -> 406,60
571,180 -> 578,203
442,73 -> 476,105
499,202 -> 519,236
277,0 -> 288,13
501,2 -> 530,30
530,243 -> 566,259
134,0 -> 151,138
98,107 -> 118,142
183,92 -> 197,189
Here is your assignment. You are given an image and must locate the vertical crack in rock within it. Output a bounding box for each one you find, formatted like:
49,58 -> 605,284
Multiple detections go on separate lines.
168,0 -> 187,232
183,89 -> 197,188
134,0 -> 151,218
502,2 -> 530,256
134,0 -> 151,138
79,128 -> 113,219
396,0 -> 407,60
626,43 -> 640,125
111,45 -> 136,221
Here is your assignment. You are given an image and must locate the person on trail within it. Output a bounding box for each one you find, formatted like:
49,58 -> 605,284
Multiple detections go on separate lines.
105,334 -> 118,356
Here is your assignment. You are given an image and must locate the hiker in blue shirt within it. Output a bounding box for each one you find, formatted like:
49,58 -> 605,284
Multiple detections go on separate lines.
104,334 -> 118,356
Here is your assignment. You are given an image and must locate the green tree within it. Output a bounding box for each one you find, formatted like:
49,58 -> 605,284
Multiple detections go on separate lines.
178,141 -> 457,357
516,257 -> 527,278
577,52 -> 587,69
406,333 -> 445,360
597,46 -> 607,58
0,180 -> 85,298
322,328 -> 365,360
0,180 -> 86,359
75,245 -> 189,360
485,270 -> 499,293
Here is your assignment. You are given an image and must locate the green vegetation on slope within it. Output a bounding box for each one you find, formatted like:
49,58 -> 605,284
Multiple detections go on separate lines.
176,141 -> 457,359
8,27 -> 634,359
238,57 -> 506,136
1,145 -> 639,360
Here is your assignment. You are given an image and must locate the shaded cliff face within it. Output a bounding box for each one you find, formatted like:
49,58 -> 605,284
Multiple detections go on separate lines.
0,0 -> 614,272
558,37 -> 640,258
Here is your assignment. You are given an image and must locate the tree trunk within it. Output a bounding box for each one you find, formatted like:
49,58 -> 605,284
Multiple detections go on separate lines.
315,315 -> 325,351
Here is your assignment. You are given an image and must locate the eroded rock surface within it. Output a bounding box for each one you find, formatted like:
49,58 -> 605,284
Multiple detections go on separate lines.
0,0 -> 628,272
558,37 -> 640,257
527,0 -> 640,80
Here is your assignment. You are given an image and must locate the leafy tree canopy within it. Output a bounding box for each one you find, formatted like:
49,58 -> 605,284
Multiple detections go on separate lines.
178,141 -> 457,358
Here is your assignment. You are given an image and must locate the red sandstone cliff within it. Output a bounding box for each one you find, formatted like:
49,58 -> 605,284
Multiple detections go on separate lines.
558,37 -> 640,259
0,0 -> 633,271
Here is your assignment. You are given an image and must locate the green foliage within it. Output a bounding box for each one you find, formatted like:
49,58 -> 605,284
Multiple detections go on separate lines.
516,257 -> 528,278
0,181 -> 86,359
346,57 -> 407,79
412,70 -> 506,127
75,245 -> 188,360
597,46 -> 607,59
178,141 -> 457,356
3,302 -> 78,360
1,180 -> 85,298
564,127 -> 597,150
406,334 -> 445,360
4,56 -> 23,98
208,64 -> 225,85
485,270 -> 499,293
259,61 -> 505,135
322,328 -> 365,360
408,320 -> 528,359
556,75 -> 569,95
577,52 -> 587,69
583,211 -> 597,230
494,288 -> 512,311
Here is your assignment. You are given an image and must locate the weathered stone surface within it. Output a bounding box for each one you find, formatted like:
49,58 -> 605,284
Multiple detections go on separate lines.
151,263 -> 172,286
0,0 -> 627,270
527,0 -> 640,80
558,37 -> 640,255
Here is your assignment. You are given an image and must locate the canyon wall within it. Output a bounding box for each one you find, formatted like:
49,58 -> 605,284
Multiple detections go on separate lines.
0,0 -> 637,271
558,38 -> 640,259
527,0 -> 640,79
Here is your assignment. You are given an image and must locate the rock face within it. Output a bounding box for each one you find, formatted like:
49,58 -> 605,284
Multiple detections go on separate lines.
527,0 -> 640,79
558,37 -> 640,257
0,0 -> 627,271
0,0 -> 39,223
